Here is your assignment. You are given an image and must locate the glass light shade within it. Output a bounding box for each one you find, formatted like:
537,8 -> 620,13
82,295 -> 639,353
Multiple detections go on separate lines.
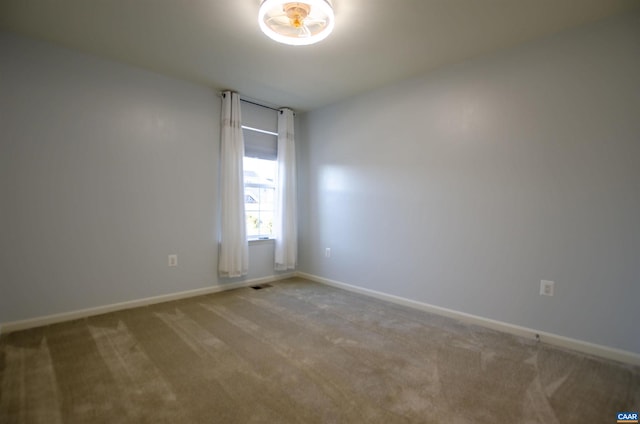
259,0 -> 335,46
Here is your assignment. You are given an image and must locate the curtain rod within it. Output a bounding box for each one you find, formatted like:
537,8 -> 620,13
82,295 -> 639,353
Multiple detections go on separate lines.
240,98 -> 281,113
221,91 -> 292,115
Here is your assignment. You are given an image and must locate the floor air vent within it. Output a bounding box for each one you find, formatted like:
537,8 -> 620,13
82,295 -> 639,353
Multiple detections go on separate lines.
250,283 -> 273,290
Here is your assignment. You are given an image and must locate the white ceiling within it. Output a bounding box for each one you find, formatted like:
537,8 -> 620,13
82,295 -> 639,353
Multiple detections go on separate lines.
1,0 -> 638,111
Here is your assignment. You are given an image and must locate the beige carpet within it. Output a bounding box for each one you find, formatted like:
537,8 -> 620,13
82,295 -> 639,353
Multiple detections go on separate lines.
1,278 -> 638,423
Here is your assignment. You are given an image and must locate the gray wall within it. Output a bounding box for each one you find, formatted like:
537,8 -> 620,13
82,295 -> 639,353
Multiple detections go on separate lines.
0,33 -> 281,323
298,12 -> 640,354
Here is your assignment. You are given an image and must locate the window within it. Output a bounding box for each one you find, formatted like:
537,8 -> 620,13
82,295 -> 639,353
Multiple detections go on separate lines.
244,157 -> 276,238
241,100 -> 278,239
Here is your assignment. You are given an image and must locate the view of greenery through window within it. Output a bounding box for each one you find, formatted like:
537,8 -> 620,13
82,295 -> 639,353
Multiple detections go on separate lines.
244,157 -> 276,238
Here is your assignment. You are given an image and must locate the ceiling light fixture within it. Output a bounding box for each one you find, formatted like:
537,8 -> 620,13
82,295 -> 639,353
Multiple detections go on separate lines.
258,0 -> 335,46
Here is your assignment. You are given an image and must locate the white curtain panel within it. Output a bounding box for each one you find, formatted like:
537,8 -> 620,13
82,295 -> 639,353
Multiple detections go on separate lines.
274,108 -> 298,270
218,91 -> 248,277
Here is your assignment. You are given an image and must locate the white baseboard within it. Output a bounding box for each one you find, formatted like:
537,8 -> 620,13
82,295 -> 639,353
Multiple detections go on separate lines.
4,271 -> 638,367
296,272 -> 640,367
0,273 -> 295,334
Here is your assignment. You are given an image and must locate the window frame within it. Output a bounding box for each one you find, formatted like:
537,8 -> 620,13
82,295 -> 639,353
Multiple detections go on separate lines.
243,131 -> 278,241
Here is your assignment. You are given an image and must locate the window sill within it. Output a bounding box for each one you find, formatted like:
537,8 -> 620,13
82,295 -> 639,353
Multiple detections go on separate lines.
248,237 -> 275,245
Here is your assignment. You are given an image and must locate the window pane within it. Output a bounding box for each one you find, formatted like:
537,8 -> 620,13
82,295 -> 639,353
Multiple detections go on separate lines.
244,157 -> 276,238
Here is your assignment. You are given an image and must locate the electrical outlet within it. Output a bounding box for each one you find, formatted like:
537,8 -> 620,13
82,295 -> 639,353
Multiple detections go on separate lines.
325,248 -> 331,258
540,280 -> 554,296
168,254 -> 178,267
